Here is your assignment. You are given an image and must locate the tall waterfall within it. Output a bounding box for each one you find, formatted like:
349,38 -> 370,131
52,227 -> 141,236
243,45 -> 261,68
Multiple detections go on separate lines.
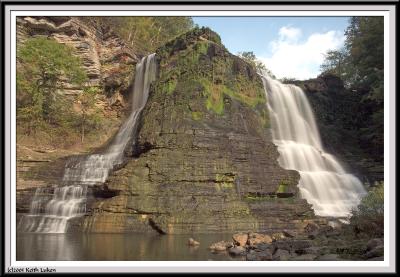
18,54 -> 157,233
261,75 -> 366,218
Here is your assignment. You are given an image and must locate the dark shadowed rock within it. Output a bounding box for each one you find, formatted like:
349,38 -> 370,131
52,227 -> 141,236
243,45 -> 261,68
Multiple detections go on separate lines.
316,254 -> 341,261
229,246 -> 246,256
272,249 -> 291,261
283,229 -> 295,238
363,246 -> 384,259
366,238 -> 383,252
291,254 -> 317,261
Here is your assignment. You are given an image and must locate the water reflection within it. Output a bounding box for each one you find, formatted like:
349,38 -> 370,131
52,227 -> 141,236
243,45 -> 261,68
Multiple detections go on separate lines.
17,233 -> 244,261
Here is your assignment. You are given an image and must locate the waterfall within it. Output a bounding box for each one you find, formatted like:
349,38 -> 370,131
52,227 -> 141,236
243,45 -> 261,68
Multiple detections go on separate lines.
261,74 -> 366,218
18,54 -> 157,233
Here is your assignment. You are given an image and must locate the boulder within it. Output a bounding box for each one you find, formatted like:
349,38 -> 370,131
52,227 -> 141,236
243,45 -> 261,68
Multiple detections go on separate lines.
303,246 -> 324,255
273,240 -> 291,252
248,232 -> 273,246
233,233 -> 249,247
253,243 -> 272,252
366,238 -> 383,252
363,246 -> 384,259
316,254 -> 341,261
282,229 -> 295,238
209,241 -> 232,252
304,222 -> 320,234
246,249 -> 273,261
188,238 -> 200,246
291,254 -> 317,261
229,246 -> 246,256
272,249 -> 291,261
291,240 -> 313,252
271,232 -> 286,241
273,239 -> 312,254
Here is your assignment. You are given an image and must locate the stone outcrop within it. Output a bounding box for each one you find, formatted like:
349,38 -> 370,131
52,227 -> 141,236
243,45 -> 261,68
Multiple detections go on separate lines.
65,28 -> 318,234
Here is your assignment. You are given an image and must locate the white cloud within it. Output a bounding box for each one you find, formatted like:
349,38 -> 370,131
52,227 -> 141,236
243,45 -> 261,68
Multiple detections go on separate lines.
278,26 -> 302,42
259,26 -> 345,80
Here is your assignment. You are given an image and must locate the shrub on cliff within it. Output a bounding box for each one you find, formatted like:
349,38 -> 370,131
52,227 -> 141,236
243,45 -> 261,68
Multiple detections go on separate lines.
349,182 -> 384,237
17,37 -> 87,133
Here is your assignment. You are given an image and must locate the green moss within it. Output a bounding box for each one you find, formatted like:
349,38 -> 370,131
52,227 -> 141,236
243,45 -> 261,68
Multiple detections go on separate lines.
277,181 -> 289,193
156,31 -> 269,122
215,173 -> 235,190
166,79 -> 177,94
258,109 -> 270,128
191,111 -> 203,121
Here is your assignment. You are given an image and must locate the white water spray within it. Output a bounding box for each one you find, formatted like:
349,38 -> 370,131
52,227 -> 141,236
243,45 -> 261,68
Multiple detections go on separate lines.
19,54 -> 157,233
261,74 -> 366,217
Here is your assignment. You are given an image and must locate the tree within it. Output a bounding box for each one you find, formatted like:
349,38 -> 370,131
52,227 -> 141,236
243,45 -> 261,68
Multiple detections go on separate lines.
76,86 -> 101,143
237,51 -> 275,77
320,48 -> 348,80
81,17 -> 194,52
17,37 -> 87,132
320,17 -> 384,160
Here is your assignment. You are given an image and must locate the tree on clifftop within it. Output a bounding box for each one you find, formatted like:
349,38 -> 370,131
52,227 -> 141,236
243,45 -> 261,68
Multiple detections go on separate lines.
320,16 -> 384,161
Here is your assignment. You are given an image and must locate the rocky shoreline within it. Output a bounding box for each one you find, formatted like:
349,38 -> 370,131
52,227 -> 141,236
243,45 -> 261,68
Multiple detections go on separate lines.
196,221 -> 384,261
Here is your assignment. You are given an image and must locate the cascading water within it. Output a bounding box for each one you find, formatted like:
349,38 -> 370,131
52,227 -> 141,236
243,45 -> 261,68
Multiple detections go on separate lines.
261,74 -> 366,218
18,54 -> 157,233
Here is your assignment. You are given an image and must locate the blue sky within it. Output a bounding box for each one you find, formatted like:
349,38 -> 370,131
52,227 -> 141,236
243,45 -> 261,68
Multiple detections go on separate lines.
192,17 -> 350,80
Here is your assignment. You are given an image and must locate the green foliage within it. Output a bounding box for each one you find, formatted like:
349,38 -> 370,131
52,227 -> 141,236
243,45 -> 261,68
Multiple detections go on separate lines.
82,16 -> 193,53
17,37 -> 87,132
280,77 -> 298,84
349,182 -> 384,237
320,16 -> 383,89
237,51 -> 275,78
76,86 -> 102,142
191,111 -> 203,121
320,17 -> 384,161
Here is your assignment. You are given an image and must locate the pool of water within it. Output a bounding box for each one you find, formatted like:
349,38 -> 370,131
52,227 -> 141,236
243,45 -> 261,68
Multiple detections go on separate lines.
17,233 -> 245,261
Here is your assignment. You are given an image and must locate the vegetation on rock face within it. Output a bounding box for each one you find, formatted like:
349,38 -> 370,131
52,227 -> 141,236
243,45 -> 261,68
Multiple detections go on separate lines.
320,17 -> 383,161
156,27 -> 267,122
237,51 -> 275,78
81,16 -> 194,53
17,37 -> 113,148
17,37 -> 87,133
76,86 -> 102,143
349,182 -> 384,237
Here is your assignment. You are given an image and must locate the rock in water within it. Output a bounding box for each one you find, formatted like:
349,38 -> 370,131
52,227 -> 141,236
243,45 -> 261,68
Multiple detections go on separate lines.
233,233 -> 249,246
248,232 -> 273,246
188,238 -> 200,246
209,241 -> 232,252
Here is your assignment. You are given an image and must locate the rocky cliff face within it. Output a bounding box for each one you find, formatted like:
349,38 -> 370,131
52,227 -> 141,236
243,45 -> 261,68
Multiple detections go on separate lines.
65,28 -> 319,234
17,16 -> 139,108
292,74 -> 383,183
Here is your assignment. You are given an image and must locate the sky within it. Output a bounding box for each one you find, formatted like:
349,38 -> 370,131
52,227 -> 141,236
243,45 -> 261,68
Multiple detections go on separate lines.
192,17 -> 350,80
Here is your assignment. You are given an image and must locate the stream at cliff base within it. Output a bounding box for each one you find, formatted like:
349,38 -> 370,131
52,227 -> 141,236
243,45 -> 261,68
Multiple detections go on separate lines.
17,233 -> 244,261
